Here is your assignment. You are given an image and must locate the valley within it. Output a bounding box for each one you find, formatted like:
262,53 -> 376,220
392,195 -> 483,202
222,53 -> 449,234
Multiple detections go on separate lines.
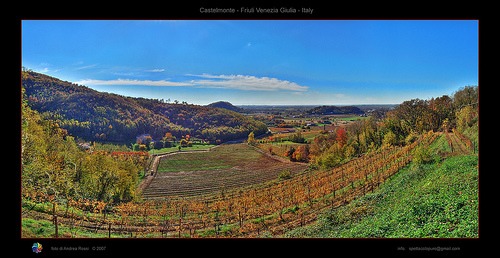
21,71 -> 479,238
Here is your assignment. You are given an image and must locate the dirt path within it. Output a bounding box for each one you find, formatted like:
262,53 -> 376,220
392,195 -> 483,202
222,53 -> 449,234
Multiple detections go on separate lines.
446,131 -> 471,155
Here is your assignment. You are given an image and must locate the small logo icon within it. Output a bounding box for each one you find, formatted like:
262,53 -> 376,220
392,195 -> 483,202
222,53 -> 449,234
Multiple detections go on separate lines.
32,242 -> 43,254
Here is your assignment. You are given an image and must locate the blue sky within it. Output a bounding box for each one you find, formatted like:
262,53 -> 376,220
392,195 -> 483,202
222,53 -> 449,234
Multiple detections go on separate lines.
22,20 -> 478,105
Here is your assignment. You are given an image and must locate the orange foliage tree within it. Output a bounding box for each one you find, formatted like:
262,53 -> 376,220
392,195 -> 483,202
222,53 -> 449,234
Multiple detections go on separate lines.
336,128 -> 347,148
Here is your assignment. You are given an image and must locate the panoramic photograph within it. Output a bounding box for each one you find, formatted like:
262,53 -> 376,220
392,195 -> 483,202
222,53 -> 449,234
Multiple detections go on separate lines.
21,20 -> 478,239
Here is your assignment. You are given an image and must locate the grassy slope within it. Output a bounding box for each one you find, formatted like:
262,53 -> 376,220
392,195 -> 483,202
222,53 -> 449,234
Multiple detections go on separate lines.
22,218 -> 120,238
22,135 -> 478,238
148,144 -> 216,155
156,144 -> 263,173
285,134 -> 478,238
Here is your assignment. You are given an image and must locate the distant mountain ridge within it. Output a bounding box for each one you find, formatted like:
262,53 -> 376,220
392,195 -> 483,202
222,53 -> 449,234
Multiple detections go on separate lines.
207,101 -> 244,113
307,105 -> 364,115
22,71 -> 267,144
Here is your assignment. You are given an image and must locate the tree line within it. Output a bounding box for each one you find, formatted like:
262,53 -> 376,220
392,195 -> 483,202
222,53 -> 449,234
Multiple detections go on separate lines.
22,87 -> 147,210
278,86 -> 478,169
22,71 -> 267,145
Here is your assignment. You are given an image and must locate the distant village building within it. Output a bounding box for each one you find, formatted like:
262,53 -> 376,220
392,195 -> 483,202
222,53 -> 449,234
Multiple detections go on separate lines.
279,129 -> 296,134
77,142 -> 92,151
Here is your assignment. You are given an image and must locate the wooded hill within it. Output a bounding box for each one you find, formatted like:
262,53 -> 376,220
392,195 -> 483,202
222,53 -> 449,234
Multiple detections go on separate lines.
207,101 -> 244,113
21,71 -> 267,144
307,105 -> 364,115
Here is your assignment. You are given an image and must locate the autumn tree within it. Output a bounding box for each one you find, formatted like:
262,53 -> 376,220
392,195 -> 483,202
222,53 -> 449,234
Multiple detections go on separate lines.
284,146 -> 296,161
429,95 -> 454,130
163,132 -> 174,141
247,131 -> 256,146
292,145 -> 310,162
22,89 -> 140,204
22,91 -> 78,204
382,130 -> 397,147
388,99 -> 432,134
308,133 -> 336,162
22,71 -> 268,145
347,120 -> 364,154
456,105 -> 477,131
180,138 -> 188,147
453,86 -> 478,110
289,132 -> 306,143
336,128 -> 347,148
316,143 -> 344,169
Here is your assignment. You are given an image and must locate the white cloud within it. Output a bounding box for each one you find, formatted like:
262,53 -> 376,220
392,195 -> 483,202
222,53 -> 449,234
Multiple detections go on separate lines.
74,74 -> 309,92
112,72 -> 135,76
188,74 -> 308,92
33,62 -> 57,73
75,79 -> 192,87
34,67 -> 62,74
75,64 -> 98,70
146,69 -> 165,72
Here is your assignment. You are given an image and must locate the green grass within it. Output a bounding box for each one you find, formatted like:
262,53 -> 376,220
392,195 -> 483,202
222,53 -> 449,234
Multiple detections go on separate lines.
22,200 -> 88,219
336,116 -> 368,121
22,217 -> 132,238
157,144 -> 263,173
463,124 -> 479,153
269,140 -> 303,146
304,134 -> 318,142
285,140 -> 478,238
148,144 -> 215,155
22,218 -> 54,237
428,133 -> 452,154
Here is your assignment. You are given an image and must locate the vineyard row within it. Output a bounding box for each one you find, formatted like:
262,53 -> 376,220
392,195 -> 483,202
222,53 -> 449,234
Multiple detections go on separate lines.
24,131 -> 439,238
